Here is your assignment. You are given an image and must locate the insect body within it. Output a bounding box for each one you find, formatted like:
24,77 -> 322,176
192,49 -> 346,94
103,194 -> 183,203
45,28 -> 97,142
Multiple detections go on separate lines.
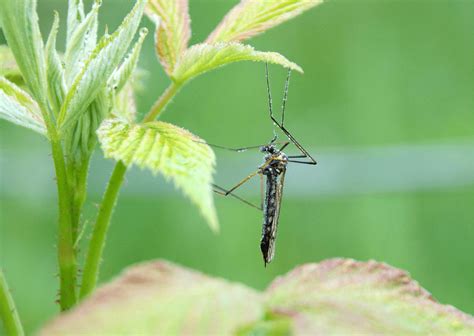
260,145 -> 288,265
210,64 -> 316,266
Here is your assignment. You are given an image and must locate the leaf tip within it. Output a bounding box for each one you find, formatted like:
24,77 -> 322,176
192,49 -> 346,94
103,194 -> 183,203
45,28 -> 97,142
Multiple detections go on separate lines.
208,213 -> 220,234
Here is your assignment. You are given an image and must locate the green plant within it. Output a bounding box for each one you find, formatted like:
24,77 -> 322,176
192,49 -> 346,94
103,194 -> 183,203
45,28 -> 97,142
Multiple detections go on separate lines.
3,0 -> 474,334
41,259 -> 474,335
0,0 -> 322,332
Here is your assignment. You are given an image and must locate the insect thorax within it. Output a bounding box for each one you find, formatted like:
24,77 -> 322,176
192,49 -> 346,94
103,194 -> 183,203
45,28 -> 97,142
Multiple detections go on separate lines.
261,148 -> 288,176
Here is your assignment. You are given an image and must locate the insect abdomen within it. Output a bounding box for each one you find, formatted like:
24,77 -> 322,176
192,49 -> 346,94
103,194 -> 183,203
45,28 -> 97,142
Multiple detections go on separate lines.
260,171 -> 279,266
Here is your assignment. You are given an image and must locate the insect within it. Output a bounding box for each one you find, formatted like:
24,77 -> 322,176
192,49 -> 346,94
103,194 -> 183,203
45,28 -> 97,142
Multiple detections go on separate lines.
211,64 -> 317,266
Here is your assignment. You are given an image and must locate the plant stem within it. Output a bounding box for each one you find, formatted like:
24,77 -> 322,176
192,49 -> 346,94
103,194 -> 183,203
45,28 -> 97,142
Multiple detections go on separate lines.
0,270 -> 24,336
37,98 -> 77,310
143,82 -> 181,122
80,161 -> 126,298
69,156 -> 92,244
50,138 -> 77,310
80,82 -> 181,298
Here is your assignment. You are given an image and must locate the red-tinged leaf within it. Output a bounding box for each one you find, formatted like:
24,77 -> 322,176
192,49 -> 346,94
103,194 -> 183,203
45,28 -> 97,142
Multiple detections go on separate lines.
42,259 -> 474,335
42,261 -> 263,335
207,0 -> 324,43
263,259 -> 474,334
146,0 -> 191,75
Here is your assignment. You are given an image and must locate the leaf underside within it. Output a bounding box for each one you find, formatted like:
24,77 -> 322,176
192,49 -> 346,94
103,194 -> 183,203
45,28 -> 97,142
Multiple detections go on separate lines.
97,119 -> 218,231
0,0 -> 48,106
42,258 -> 474,335
145,0 -> 191,75
58,0 -> 146,134
0,76 -> 46,135
0,45 -> 23,85
172,42 -> 303,84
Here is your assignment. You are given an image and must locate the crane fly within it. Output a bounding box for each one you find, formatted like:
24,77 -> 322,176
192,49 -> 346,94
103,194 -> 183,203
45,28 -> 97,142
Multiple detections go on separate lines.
209,64 -> 317,266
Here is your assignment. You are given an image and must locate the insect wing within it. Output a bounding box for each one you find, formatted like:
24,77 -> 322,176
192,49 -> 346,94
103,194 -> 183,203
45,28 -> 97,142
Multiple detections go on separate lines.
261,168 -> 286,266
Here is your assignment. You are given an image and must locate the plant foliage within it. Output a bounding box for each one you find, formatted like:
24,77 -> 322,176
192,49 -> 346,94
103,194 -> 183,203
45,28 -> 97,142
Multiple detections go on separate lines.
145,0 -> 191,75
58,0 -> 146,134
0,77 -> 46,135
97,119 -> 218,231
207,0 -> 324,43
0,0 -> 48,107
172,42 -> 303,84
42,259 -> 474,335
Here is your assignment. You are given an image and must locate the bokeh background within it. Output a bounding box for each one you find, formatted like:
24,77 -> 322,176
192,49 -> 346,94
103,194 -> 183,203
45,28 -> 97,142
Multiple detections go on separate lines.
1,0 -> 474,332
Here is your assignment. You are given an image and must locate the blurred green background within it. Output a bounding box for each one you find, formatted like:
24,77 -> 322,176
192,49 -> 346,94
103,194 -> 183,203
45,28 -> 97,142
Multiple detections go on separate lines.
1,0 -> 474,333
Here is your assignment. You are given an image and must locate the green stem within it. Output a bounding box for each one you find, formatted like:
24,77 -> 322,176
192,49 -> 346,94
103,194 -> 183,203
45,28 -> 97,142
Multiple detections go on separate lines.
37,97 -> 77,310
51,138 -> 77,310
80,161 -> 126,298
69,156 -> 92,244
0,270 -> 24,336
143,82 -> 181,122
80,82 -> 181,298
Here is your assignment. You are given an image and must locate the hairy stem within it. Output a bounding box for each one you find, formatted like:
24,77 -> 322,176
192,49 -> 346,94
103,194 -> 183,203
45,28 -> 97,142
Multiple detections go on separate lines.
143,82 -> 181,122
80,161 -> 127,298
39,98 -> 79,309
80,82 -> 181,299
40,97 -> 78,310
69,156 -> 92,244
51,137 -> 77,310
0,270 -> 24,336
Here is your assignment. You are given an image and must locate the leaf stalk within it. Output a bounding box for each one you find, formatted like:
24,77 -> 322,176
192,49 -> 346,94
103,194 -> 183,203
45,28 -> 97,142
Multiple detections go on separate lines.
143,82 -> 182,122
80,82 -> 180,298
0,270 -> 24,336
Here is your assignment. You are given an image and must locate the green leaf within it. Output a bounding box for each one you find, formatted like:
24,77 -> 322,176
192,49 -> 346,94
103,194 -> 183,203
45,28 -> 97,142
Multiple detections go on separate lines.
111,82 -> 138,123
64,0 -> 100,85
65,89 -> 109,163
58,0 -> 146,134
207,0 -> 324,43
42,259 -> 474,335
145,0 -> 191,75
0,45 -> 23,86
263,259 -> 474,334
67,0 -> 86,45
45,12 -> 67,116
108,27 -> 148,93
97,119 -> 218,231
172,42 -> 303,84
42,260 -> 262,335
0,0 -> 48,107
0,77 -> 46,135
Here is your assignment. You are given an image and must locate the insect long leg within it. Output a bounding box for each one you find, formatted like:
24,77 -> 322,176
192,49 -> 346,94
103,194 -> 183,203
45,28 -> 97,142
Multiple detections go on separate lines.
278,125 -> 317,165
224,157 -> 274,195
265,64 -> 317,165
195,140 -> 285,153
265,63 -> 275,122
279,142 -> 290,151
204,142 -> 264,153
287,160 -> 317,165
212,184 -> 262,210
224,170 -> 260,195
281,69 -> 291,127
